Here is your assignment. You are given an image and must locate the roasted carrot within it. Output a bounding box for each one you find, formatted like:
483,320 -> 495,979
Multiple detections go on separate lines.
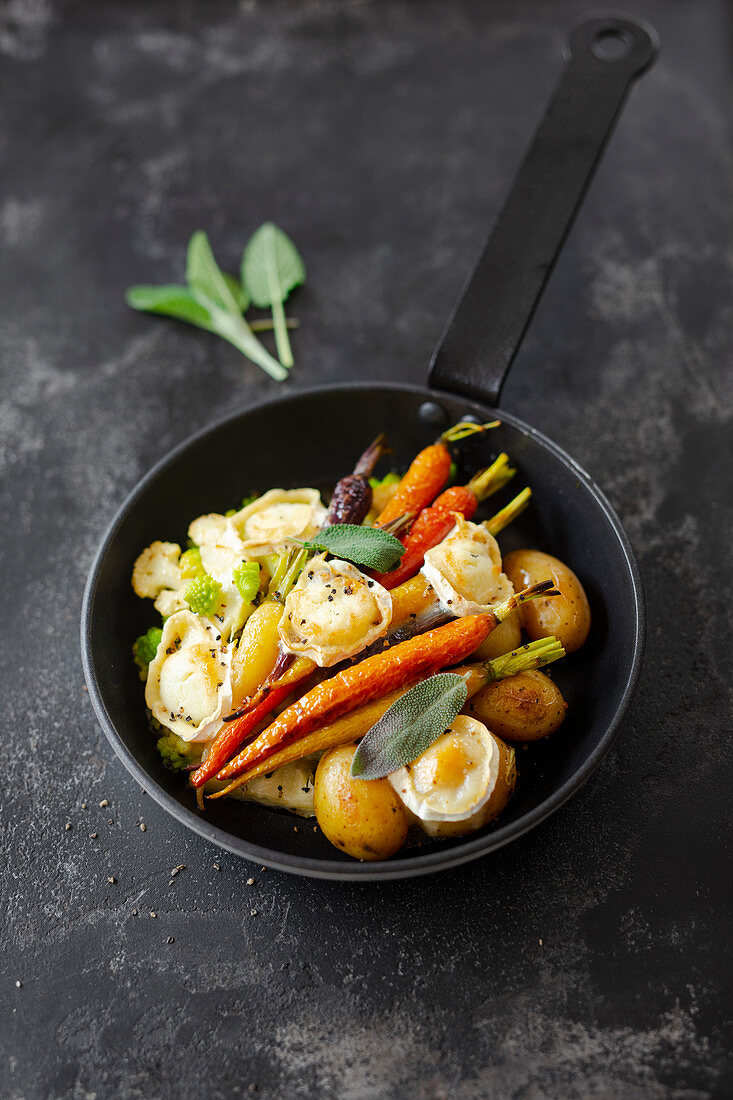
190,679 -> 296,788
375,455 -> 515,590
375,421 -> 498,527
212,580 -> 557,784
209,635 -> 565,798
324,432 -> 388,527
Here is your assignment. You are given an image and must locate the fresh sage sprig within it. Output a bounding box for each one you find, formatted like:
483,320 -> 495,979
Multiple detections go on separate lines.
351,673 -> 468,780
241,222 -> 305,369
303,524 -> 405,572
125,224 -> 305,382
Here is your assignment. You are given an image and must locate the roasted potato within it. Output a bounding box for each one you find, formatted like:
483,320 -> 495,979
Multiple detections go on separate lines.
231,600 -> 283,699
419,733 -> 516,839
503,549 -> 590,653
472,611 -> 522,661
466,669 -> 566,742
314,743 -> 409,860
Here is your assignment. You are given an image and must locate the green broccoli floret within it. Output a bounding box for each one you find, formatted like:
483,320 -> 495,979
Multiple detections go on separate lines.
368,472 -> 400,490
179,546 -> 204,578
156,732 -> 202,771
133,627 -> 163,680
232,560 -> 260,602
224,508 -> 237,517
184,573 -> 222,616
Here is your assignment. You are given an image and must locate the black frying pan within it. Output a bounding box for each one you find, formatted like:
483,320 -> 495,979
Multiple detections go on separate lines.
81,14 -> 657,880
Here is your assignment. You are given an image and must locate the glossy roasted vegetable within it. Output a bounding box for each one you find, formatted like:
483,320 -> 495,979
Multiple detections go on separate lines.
465,668 -> 567,741
374,454 -> 515,590
417,733 -> 516,839
212,585 -> 554,788
471,613 -> 522,661
314,743 -> 409,860
324,433 -> 387,527
375,421 -> 496,528
503,549 -> 591,653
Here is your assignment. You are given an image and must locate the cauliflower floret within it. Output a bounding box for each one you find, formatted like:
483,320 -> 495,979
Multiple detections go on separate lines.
132,541 -> 182,599
154,586 -> 189,618
188,513 -> 231,548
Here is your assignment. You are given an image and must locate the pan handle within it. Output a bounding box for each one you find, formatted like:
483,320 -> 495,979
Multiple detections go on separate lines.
428,12 -> 658,406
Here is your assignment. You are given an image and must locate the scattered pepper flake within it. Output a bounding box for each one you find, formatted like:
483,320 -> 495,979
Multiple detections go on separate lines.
65,822 -> 72,831
246,877 -> 254,886
139,823 -> 146,832
107,876 -> 116,884
99,799 -> 109,808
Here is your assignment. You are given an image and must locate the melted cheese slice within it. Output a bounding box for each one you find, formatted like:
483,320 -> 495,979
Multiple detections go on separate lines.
279,554 -> 392,667
421,515 -> 514,616
388,714 -> 499,822
231,489 -> 326,554
145,611 -> 233,742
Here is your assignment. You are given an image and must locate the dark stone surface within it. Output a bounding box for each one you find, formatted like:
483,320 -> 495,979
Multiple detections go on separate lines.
2,1 -> 731,1096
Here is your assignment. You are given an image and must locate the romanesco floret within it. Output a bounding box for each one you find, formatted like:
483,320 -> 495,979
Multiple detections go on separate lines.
232,560 -> 260,602
133,627 -> 163,679
184,573 -> 222,616
156,732 -> 201,771
179,547 -> 204,578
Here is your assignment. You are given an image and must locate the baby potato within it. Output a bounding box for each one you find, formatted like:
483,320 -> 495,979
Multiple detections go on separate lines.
503,549 -> 591,653
314,743 -> 409,861
466,669 -> 567,742
422,735 -> 516,839
472,612 -> 522,661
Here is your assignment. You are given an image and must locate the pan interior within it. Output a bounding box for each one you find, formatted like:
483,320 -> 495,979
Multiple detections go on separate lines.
83,383 -> 642,874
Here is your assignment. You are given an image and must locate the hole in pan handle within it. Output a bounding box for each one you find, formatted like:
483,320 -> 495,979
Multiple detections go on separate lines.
428,12 -> 659,407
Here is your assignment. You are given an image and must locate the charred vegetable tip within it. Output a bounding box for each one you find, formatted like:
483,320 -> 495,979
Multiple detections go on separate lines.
379,512 -> 414,537
441,420 -> 501,444
492,579 -> 560,622
485,486 -> 532,536
483,636 -> 565,682
354,432 -> 390,476
467,453 -> 516,502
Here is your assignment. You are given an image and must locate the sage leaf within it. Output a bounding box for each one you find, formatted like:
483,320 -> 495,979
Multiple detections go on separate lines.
185,231 -> 287,382
304,524 -> 405,572
222,272 -> 250,312
351,673 -> 468,780
241,222 -> 305,368
125,285 -> 216,329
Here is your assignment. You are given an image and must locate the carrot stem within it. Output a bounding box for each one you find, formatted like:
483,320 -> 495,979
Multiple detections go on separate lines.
484,487 -> 532,536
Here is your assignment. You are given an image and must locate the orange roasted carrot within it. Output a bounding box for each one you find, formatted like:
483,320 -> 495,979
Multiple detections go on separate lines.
375,457 -> 515,590
212,580 -> 557,784
189,680 -> 295,789
208,636 -> 566,798
375,421 -> 498,527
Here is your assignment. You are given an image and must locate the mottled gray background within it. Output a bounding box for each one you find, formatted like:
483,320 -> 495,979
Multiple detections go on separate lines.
2,1 -> 731,1097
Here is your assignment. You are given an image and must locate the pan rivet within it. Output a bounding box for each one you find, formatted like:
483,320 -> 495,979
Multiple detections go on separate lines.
419,401 -> 448,428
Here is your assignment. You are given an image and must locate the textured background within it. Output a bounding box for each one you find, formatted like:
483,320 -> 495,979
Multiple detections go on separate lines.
2,1 -> 732,1097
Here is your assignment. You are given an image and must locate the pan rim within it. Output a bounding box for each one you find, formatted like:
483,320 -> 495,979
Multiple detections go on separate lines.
80,380 -> 646,881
